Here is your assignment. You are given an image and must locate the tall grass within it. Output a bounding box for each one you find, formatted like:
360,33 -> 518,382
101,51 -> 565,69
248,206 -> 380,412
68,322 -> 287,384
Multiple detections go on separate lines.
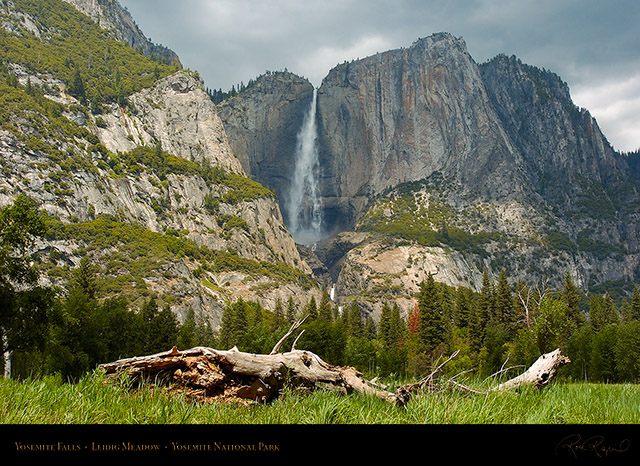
1,372 -> 638,424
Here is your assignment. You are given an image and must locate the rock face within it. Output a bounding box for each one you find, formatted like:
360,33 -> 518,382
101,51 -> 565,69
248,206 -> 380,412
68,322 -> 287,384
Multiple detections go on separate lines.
0,1 -> 318,328
0,71 -> 317,326
98,71 -> 244,174
480,54 -> 628,208
62,0 -> 181,66
316,33 -> 527,228
217,71 -> 315,223
218,32 -> 640,321
6,0 -> 637,325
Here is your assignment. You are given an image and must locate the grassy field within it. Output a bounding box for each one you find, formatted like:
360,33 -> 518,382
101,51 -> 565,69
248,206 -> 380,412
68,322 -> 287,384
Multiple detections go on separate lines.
2,372 -> 638,461
1,371 -> 638,424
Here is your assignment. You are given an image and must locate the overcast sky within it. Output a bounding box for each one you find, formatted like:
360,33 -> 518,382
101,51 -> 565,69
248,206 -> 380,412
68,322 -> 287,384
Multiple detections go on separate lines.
118,0 -> 639,153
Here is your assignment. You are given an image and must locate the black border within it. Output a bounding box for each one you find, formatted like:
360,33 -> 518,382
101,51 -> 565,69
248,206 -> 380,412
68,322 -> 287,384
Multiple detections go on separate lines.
2,423 -> 638,461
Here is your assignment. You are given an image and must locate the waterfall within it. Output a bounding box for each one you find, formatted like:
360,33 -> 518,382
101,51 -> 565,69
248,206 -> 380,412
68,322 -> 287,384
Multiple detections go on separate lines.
286,88 -> 323,245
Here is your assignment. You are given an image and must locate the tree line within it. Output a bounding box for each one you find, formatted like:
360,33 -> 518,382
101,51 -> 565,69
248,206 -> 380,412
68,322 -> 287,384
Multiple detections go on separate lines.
0,195 -> 214,380
2,195 -> 639,382
213,268 -> 640,383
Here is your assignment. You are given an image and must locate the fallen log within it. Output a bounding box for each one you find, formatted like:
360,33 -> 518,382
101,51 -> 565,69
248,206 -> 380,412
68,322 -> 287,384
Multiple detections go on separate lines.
490,348 -> 571,391
98,314 -> 569,405
449,349 -> 571,394
99,345 -> 398,404
98,345 -> 570,406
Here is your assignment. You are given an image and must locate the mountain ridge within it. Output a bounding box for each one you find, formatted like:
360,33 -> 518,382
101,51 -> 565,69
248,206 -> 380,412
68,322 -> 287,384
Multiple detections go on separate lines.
3,0 -> 639,325
0,0 -> 320,329
62,0 -> 181,66
218,32 -> 640,319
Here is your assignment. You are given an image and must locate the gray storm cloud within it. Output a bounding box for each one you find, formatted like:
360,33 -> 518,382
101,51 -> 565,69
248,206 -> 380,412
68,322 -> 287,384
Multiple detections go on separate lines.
120,0 -> 640,151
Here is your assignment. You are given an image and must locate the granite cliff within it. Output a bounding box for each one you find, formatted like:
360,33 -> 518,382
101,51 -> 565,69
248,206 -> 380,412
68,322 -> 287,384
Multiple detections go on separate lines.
217,71 -> 315,222
4,0 -> 638,325
0,0 -> 318,329
218,33 -> 640,320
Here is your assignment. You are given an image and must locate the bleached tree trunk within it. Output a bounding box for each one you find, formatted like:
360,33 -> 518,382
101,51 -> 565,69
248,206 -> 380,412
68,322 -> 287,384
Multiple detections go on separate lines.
99,346 -> 570,405
2,332 -> 10,379
3,353 -> 10,379
490,348 -> 570,391
98,318 -> 570,405
99,345 -> 399,404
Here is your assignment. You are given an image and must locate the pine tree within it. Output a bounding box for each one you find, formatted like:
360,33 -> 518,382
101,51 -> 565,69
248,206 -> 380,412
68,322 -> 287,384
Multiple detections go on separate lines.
272,298 -> 285,330
252,305 -> 263,327
346,300 -> 364,338
378,302 -> 392,347
494,270 -> 515,332
469,270 -> 494,352
318,291 -> 333,321
389,303 -> 407,350
476,271 -> 511,373
286,296 -> 297,323
417,274 -> 446,354
363,315 -> 377,340
615,320 -> 640,380
533,296 -> 570,354
141,297 -> 178,353
479,268 -> 495,323
68,69 -> 85,102
591,324 -> 619,382
177,308 -> 197,349
567,325 -> 594,380
25,76 -> 35,96
99,297 -> 144,362
562,271 -> 584,328
453,286 -> 472,328
589,294 -> 619,332
72,256 -> 98,300
439,284 -> 455,341
52,284 -> 101,378
377,302 -> 407,375
303,296 -> 318,320
218,299 -> 249,349
622,285 -> 640,322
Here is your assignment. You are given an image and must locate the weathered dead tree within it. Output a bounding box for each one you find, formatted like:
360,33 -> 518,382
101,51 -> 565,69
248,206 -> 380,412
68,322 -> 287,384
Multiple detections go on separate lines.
99,345 -> 399,404
98,318 -> 570,406
450,349 -> 571,394
489,348 -> 571,391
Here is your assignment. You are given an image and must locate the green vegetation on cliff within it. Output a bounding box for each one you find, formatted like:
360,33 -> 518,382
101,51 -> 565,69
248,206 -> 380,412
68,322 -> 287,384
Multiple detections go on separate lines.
358,188 -> 501,257
42,213 -> 311,298
0,0 -> 179,110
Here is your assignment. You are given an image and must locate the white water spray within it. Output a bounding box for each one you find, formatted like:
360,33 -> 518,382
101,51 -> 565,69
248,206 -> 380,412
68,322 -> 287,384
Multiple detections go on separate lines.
286,88 -> 323,245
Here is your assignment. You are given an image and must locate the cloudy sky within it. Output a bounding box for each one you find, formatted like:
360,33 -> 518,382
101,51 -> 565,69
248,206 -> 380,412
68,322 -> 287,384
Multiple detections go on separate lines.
119,0 -> 639,153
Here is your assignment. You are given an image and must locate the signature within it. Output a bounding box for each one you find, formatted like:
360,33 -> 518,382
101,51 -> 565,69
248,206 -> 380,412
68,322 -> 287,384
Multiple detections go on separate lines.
556,434 -> 631,458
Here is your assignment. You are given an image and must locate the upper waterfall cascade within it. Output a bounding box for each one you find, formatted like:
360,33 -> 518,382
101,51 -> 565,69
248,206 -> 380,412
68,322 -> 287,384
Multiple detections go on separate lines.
286,88 -> 324,245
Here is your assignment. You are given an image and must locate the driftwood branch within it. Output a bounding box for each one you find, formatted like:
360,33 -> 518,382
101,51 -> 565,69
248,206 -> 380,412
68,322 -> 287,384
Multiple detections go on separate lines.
270,315 -> 309,355
450,348 -> 571,394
